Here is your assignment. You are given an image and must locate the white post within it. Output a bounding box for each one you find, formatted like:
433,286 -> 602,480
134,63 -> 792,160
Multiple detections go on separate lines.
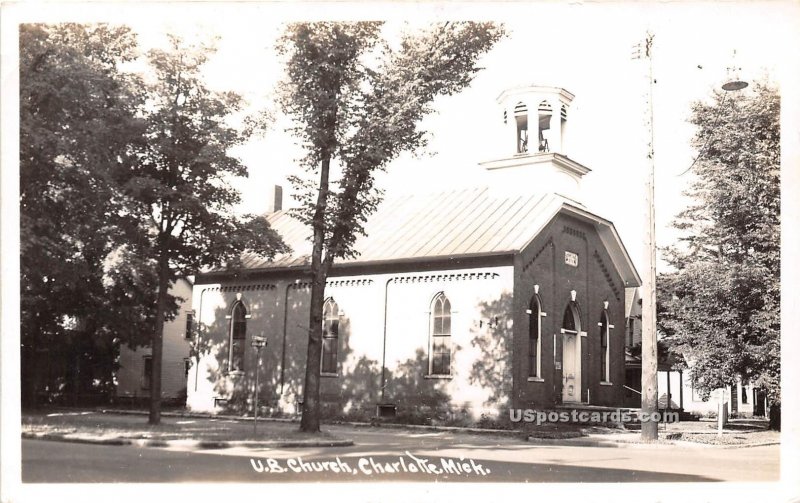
507,103 -> 519,154
548,98 -> 562,153
529,98 -> 540,153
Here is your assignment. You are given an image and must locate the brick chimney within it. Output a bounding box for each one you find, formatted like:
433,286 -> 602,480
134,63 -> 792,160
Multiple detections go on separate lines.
267,184 -> 283,213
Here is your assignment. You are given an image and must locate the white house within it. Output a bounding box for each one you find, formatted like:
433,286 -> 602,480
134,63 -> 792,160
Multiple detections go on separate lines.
116,278 -> 194,404
623,286 -> 767,417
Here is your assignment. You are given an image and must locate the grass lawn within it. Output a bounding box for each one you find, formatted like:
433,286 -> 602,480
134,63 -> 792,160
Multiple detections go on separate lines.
669,430 -> 779,445
659,418 -> 779,445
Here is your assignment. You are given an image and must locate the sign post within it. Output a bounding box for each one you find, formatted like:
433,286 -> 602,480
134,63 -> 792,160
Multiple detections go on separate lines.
251,335 -> 267,436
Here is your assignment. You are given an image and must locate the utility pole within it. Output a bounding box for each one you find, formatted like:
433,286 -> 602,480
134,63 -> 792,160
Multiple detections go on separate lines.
633,31 -> 659,442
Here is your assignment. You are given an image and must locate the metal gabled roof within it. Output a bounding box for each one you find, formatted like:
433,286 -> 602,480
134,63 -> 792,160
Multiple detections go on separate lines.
238,188 -> 560,269
231,187 -> 640,287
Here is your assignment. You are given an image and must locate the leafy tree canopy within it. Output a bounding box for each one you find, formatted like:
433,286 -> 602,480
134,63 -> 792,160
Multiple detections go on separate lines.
19,23 -> 152,404
276,21 -> 505,432
129,34 -> 287,423
658,81 -> 780,401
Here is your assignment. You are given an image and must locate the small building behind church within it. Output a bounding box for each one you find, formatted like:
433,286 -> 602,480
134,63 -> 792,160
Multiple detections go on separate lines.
117,278 -> 194,405
623,287 -> 768,418
186,86 -> 641,424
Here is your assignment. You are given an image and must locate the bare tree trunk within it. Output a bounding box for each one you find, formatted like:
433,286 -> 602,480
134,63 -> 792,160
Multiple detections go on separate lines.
28,353 -> 40,408
25,329 -> 40,407
72,353 -> 80,406
768,401 -> 780,431
300,268 -> 325,432
148,257 -> 169,425
300,152 -> 332,433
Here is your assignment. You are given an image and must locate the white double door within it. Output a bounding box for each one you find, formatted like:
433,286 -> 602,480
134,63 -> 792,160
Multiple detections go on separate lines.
561,331 -> 582,403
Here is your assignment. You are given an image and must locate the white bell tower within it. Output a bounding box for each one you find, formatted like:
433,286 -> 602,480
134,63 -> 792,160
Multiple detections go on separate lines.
480,85 -> 590,202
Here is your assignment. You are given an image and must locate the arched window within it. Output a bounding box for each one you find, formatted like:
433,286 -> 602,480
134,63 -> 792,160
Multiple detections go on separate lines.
562,304 -> 578,333
600,311 -> 610,382
229,302 -> 247,372
529,296 -> 542,378
321,298 -> 339,375
430,293 -> 452,376
538,100 -> 553,152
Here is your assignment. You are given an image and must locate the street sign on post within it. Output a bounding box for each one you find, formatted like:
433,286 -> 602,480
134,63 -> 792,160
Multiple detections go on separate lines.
251,336 -> 267,435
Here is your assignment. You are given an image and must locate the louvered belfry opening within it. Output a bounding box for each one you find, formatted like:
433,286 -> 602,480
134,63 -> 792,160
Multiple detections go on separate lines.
498,86 -> 572,158
514,102 -> 528,153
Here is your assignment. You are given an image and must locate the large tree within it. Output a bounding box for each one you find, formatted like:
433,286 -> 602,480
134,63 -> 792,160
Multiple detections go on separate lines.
128,35 -> 286,424
276,21 -> 505,432
657,82 -> 780,421
19,23 -> 150,406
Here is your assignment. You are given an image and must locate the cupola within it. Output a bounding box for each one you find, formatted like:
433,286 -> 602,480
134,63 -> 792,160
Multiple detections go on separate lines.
480,85 -> 590,202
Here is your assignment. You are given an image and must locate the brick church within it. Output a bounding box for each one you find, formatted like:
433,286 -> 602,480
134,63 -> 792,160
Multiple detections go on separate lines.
184,85 -> 641,423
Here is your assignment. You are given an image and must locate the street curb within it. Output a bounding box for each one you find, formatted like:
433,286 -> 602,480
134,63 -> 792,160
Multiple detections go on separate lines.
22,431 -> 354,450
527,435 -> 780,449
669,439 -> 781,449
527,437 -> 625,448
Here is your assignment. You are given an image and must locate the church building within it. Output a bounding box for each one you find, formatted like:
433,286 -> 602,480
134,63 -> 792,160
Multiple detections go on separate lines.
185,86 -> 641,424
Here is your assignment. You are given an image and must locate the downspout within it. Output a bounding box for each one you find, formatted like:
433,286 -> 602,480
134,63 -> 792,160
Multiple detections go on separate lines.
552,240 -> 558,403
279,282 -> 292,394
379,277 -> 395,404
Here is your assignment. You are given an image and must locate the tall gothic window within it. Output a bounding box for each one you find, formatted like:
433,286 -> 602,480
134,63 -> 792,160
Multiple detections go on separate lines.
430,293 -> 452,376
600,311 -> 610,382
529,296 -> 542,378
185,311 -> 194,339
229,302 -> 247,372
321,298 -> 339,375
627,317 -> 635,346
562,305 -> 577,333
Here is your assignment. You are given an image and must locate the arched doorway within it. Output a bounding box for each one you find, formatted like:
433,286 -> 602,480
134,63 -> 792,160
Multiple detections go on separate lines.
561,301 -> 582,403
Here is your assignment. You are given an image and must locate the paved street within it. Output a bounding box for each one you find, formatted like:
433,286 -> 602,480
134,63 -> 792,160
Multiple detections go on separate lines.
22,424 -> 779,483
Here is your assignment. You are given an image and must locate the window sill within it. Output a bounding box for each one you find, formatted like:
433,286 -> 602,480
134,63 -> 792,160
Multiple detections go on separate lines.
320,372 -> 339,378
424,374 -> 453,380
527,377 -> 545,382
600,381 -> 613,386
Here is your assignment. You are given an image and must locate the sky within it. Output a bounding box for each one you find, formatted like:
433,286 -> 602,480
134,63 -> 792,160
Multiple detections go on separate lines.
7,1 -> 799,276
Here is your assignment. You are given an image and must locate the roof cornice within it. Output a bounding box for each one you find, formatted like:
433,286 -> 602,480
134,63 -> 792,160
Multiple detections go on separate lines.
479,152 -> 591,178
496,85 -> 575,105
196,251 -> 516,283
